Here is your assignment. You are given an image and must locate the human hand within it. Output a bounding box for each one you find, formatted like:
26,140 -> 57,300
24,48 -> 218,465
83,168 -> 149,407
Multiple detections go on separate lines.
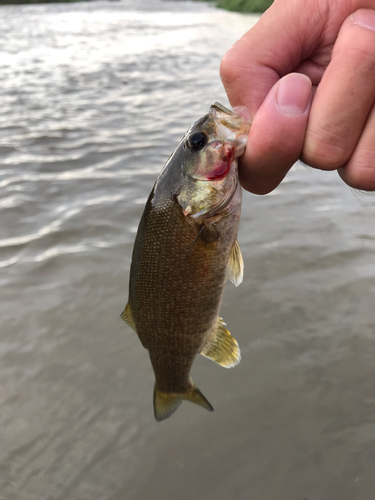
220,1 -> 375,194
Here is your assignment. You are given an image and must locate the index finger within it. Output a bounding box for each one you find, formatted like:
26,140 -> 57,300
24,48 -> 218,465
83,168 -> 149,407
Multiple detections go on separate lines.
220,5 -> 310,114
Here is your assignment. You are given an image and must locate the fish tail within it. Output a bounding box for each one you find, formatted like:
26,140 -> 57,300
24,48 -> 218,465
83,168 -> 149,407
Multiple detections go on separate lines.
183,384 -> 214,413
153,383 -> 214,422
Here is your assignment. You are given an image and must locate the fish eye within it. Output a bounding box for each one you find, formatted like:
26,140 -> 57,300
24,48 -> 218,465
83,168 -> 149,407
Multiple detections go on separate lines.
186,131 -> 208,152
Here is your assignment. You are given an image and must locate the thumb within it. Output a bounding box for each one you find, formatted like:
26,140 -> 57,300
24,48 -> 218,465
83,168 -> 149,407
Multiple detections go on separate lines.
238,73 -> 312,195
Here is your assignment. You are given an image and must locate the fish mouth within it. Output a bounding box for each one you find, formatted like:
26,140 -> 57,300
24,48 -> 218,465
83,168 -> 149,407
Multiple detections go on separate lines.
201,140 -> 236,182
209,102 -> 250,158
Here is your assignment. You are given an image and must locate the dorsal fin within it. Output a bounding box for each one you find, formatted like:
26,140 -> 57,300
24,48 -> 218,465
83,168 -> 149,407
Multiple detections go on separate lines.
200,317 -> 241,368
226,239 -> 243,287
120,302 -> 136,331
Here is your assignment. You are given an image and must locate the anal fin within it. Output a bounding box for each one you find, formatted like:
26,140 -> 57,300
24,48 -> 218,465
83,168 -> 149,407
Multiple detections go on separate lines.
120,302 -> 136,331
226,239 -> 243,287
200,317 -> 241,368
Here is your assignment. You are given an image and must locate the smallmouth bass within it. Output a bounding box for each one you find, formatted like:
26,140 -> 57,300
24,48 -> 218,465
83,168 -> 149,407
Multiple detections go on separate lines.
122,103 -> 250,421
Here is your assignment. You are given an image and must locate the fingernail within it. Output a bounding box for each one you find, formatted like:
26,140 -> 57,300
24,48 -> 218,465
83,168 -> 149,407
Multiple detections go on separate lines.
276,73 -> 312,115
351,9 -> 375,30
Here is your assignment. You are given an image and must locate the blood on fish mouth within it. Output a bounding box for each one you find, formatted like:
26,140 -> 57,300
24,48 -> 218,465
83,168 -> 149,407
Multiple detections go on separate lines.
206,145 -> 235,180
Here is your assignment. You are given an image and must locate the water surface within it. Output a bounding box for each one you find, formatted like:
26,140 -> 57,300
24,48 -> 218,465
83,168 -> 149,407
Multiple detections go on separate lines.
1,1 -> 375,499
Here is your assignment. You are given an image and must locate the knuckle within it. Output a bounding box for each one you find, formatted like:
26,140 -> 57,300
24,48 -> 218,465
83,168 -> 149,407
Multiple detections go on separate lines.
220,46 -> 245,88
339,21 -> 375,75
340,168 -> 375,191
341,155 -> 375,191
220,38 -> 260,92
346,44 -> 375,75
302,129 -> 351,170
302,149 -> 344,170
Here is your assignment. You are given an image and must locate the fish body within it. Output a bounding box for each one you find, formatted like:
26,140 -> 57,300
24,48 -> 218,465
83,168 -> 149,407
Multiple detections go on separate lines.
122,103 -> 250,421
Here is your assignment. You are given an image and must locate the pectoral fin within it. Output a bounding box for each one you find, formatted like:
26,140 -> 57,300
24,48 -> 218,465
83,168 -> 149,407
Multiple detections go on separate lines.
200,317 -> 241,368
120,302 -> 136,331
153,383 -> 213,421
226,239 -> 243,287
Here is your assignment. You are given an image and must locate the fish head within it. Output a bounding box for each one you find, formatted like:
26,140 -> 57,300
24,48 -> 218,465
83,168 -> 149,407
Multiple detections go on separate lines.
177,102 -> 250,222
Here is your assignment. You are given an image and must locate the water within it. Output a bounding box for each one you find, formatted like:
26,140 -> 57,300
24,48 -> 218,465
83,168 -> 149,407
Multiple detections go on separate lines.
1,1 -> 375,499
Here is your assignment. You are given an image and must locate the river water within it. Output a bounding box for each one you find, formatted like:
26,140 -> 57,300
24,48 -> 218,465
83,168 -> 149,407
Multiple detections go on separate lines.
1,1 -> 375,499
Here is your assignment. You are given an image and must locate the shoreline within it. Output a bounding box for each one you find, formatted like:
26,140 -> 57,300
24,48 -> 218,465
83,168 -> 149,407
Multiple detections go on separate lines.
0,0 -> 82,3
0,0 -> 271,11
216,0 -> 271,12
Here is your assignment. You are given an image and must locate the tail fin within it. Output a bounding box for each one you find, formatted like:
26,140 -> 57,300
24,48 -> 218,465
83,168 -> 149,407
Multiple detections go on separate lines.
153,383 -> 214,422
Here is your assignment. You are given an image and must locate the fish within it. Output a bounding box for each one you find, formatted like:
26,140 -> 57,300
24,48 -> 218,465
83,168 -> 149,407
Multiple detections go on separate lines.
122,102 -> 250,421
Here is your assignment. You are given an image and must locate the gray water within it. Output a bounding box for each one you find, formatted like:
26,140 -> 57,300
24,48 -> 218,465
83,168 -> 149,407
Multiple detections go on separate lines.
1,1 -> 375,499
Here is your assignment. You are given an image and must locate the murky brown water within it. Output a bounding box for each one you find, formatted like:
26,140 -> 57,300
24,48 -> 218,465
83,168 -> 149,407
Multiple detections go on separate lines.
1,1 -> 375,499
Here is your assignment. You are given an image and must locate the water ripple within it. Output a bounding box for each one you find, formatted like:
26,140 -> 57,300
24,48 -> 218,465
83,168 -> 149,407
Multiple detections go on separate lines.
1,2 -> 375,500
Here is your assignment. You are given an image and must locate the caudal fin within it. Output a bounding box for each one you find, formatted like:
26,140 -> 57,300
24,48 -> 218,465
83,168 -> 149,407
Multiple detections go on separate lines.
153,383 -> 214,422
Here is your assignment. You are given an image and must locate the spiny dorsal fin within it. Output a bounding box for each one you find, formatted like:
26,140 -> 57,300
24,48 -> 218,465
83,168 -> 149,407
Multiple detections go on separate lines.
200,317 -> 241,368
226,239 -> 243,287
120,302 -> 136,331
153,383 -> 213,422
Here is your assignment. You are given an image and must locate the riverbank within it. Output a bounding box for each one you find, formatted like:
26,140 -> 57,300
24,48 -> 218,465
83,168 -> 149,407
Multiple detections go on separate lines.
216,0 -> 272,12
0,0 -> 272,11
0,0 -> 79,3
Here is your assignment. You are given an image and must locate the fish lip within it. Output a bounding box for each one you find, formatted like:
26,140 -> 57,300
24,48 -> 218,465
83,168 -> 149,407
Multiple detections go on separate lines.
210,102 -> 234,115
196,140 -> 236,183
209,102 -> 251,158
